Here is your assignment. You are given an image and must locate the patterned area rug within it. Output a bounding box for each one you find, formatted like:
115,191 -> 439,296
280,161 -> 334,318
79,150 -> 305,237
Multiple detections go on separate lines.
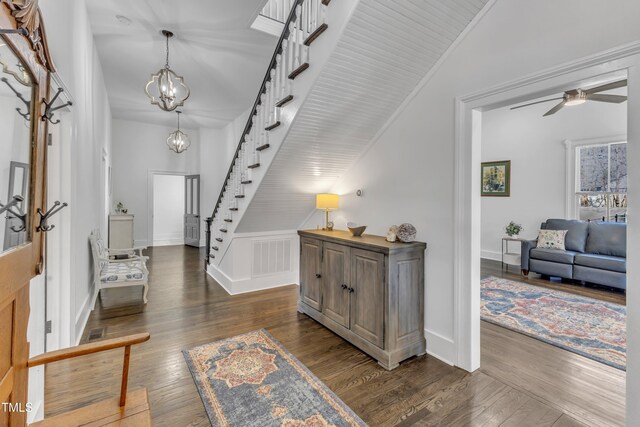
481,277 -> 626,370
183,329 -> 367,426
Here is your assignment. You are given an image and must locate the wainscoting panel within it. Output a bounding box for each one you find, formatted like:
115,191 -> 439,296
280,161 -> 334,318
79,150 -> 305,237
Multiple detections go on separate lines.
252,238 -> 292,277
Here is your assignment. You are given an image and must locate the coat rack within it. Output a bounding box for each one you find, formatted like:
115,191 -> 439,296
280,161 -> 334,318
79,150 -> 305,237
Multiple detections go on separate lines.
0,195 -> 27,232
1,77 -> 31,120
0,28 -> 28,35
42,87 -> 73,124
37,201 -> 68,232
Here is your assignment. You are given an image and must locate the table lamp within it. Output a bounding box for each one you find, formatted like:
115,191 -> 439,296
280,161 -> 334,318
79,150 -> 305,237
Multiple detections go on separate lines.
316,193 -> 339,230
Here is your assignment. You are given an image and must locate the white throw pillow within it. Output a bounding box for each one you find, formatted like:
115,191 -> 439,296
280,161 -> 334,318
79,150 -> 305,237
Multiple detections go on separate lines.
536,230 -> 568,250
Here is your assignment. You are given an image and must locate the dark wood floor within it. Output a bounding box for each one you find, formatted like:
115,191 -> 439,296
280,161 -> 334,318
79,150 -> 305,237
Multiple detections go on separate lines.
43,247 -> 624,426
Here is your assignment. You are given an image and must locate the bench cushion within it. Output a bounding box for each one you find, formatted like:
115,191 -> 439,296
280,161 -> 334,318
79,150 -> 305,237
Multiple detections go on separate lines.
100,262 -> 145,283
574,253 -> 626,273
530,248 -> 577,265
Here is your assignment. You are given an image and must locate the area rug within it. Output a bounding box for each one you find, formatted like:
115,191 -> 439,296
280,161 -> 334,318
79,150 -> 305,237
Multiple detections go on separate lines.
183,329 -> 367,427
481,277 -> 626,370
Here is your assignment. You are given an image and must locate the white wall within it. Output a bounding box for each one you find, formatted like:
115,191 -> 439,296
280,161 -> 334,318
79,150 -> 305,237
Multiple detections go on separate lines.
302,0 -> 640,366
28,0 -> 113,422
153,175 -> 185,246
111,119 -> 199,246
480,98 -> 627,260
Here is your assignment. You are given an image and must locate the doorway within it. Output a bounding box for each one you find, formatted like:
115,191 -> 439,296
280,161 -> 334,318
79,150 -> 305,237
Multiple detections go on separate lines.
152,174 -> 186,246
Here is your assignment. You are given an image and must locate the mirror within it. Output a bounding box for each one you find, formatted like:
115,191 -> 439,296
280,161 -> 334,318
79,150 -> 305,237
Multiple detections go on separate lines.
0,41 -> 34,252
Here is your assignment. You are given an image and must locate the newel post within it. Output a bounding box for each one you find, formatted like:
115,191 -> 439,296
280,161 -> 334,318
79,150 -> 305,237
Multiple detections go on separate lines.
204,217 -> 213,269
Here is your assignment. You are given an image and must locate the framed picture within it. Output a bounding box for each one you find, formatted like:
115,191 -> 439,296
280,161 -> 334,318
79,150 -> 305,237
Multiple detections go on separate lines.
481,160 -> 511,197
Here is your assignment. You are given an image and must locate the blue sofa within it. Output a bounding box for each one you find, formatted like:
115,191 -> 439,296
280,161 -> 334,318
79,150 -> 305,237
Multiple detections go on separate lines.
521,219 -> 627,290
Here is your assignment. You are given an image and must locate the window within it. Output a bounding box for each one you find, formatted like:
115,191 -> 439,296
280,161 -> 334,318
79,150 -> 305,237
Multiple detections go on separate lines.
576,142 -> 627,222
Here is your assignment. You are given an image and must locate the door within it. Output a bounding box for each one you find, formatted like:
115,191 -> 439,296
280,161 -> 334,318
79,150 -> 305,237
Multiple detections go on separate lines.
184,175 -> 200,247
321,242 -> 350,328
0,27 -> 49,426
300,237 -> 322,310
350,248 -> 385,348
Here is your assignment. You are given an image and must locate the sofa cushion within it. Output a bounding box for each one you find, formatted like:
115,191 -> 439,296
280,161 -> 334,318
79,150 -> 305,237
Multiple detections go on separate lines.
530,248 -> 577,264
543,219 -> 589,253
586,222 -> 626,258
574,253 -> 626,273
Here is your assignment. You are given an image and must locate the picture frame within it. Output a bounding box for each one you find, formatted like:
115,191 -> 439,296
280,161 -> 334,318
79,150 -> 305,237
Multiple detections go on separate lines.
481,160 -> 511,197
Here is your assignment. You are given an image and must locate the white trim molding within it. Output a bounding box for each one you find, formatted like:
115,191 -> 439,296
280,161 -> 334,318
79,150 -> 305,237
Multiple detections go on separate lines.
454,41 -> 640,378
425,329 -> 456,366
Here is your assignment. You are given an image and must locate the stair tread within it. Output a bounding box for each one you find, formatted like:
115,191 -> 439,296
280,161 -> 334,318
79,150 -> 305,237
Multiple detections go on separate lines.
304,23 -> 328,46
275,95 -> 293,108
248,163 -> 260,169
288,63 -> 309,80
216,238 -> 223,243
224,219 -> 232,223
229,208 -> 239,211
235,194 -> 245,198
241,180 -> 252,184
256,144 -> 270,152
265,121 -> 281,131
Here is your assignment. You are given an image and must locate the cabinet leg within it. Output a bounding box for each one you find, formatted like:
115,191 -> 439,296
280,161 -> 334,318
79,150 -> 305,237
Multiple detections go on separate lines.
378,360 -> 399,371
521,269 -> 529,277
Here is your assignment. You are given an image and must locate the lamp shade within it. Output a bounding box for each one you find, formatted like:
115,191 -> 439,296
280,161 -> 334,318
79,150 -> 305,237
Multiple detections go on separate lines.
316,193 -> 339,210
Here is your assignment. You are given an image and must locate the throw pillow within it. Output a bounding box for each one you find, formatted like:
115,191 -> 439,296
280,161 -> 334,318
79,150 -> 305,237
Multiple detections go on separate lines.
536,229 -> 568,250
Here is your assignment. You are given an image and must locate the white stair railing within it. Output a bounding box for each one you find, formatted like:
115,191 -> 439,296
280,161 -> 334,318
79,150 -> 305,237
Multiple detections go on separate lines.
205,0 -> 331,266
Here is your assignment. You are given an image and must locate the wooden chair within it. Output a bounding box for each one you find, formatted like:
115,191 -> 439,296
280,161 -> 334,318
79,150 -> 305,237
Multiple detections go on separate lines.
90,230 -> 149,305
28,333 -> 152,426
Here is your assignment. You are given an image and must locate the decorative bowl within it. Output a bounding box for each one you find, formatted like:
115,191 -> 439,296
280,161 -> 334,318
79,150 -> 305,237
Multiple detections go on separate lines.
347,222 -> 367,237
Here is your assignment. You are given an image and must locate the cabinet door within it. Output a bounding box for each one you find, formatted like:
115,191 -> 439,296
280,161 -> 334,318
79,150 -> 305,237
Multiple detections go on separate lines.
350,248 -> 385,347
322,242 -> 350,328
300,237 -> 322,310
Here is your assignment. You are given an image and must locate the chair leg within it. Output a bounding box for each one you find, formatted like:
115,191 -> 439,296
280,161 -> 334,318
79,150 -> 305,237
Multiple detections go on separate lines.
142,283 -> 149,304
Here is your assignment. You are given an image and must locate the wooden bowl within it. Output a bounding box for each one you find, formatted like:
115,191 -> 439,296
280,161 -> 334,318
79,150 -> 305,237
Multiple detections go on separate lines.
347,223 -> 367,237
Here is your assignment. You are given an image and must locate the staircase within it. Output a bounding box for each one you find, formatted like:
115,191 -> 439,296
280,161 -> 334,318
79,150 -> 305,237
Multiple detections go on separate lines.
205,0 -> 347,277
205,0 -> 491,293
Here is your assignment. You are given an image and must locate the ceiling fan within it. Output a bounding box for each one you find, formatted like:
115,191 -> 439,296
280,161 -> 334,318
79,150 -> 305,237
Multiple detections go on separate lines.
511,79 -> 628,116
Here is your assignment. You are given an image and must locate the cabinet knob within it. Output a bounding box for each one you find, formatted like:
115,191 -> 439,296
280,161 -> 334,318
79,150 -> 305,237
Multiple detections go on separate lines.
315,273 -> 322,278
348,287 -> 355,293
341,284 -> 348,290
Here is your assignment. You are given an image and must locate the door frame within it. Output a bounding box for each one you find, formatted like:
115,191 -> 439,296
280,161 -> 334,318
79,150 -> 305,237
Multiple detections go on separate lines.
147,170 -> 191,247
453,42 -> 640,422
184,174 -> 201,247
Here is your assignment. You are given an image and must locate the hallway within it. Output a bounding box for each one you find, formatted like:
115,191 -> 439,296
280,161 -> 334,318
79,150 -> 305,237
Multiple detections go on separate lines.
42,246 -> 618,426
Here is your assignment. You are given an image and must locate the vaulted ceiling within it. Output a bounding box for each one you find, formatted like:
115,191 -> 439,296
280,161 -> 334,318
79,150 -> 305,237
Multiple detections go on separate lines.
86,0 -> 276,129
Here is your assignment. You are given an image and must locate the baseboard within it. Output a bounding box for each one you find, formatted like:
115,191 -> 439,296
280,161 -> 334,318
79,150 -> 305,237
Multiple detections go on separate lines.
207,263 -> 298,295
74,285 -> 97,345
481,250 -> 502,262
425,329 -> 456,366
152,238 -> 185,247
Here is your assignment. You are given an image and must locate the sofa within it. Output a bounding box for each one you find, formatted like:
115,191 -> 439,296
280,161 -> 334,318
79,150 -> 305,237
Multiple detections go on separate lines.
521,219 -> 627,290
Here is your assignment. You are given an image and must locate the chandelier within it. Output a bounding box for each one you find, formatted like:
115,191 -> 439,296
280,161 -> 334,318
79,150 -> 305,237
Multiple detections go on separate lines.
167,111 -> 191,153
145,30 -> 190,112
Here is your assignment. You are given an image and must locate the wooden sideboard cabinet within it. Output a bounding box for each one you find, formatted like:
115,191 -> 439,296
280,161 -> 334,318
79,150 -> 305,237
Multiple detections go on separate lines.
297,229 -> 427,370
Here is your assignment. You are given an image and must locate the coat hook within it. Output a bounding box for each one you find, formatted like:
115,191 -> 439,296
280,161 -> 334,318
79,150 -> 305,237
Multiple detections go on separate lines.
0,195 -> 27,232
37,201 -> 68,232
0,28 -> 28,36
1,77 -> 31,121
42,87 -> 73,125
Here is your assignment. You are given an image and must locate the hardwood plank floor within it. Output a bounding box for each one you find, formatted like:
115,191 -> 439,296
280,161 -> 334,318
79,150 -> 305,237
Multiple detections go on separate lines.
43,247 -> 623,426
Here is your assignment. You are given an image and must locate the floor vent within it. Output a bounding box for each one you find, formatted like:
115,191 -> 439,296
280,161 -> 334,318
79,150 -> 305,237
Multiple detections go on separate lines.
87,327 -> 106,341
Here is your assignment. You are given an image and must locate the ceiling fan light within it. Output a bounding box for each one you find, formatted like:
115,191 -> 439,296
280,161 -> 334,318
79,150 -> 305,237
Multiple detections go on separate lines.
565,98 -> 586,106
564,91 -> 587,107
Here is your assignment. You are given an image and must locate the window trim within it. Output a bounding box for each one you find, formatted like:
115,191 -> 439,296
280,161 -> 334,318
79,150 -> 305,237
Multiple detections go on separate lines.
564,134 -> 627,220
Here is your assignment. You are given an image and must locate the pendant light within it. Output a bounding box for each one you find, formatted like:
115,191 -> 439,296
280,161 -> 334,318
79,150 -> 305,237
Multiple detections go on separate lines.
145,30 -> 190,112
167,111 -> 191,153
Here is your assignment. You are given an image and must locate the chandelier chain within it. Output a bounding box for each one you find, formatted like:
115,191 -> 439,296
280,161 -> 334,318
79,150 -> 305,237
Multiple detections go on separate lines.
165,33 -> 170,68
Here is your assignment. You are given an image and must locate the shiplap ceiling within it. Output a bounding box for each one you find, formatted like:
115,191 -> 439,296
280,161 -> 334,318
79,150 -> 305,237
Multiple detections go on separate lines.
236,0 -> 491,232
85,0 -> 276,129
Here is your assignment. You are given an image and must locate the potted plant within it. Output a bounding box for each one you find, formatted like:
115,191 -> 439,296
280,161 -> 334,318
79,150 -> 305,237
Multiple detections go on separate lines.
505,221 -> 523,237
116,201 -> 124,214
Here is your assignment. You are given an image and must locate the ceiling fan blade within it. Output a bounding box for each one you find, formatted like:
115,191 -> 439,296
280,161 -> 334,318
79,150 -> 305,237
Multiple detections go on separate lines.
510,97 -> 563,110
543,101 -> 566,117
585,79 -> 628,95
586,94 -> 627,103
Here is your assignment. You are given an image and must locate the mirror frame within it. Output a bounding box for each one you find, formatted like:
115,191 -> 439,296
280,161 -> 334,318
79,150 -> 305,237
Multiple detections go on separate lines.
0,0 -> 55,287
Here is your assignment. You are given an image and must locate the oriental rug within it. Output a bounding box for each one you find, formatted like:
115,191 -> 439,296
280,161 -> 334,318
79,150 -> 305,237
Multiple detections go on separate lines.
481,277 -> 626,370
183,329 -> 368,426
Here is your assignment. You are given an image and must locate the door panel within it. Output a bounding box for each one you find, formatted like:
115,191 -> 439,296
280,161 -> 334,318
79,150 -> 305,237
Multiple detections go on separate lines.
184,175 -> 200,247
350,248 -> 385,348
300,237 -> 322,311
321,242 -> 349,328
